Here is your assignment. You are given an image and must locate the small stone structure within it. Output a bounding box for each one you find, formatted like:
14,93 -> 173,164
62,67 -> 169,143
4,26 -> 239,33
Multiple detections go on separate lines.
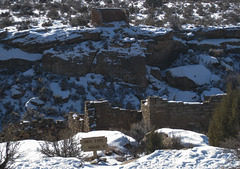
85,100 -> 142,131
141,95 -> 224,132
91,8 -> 129,26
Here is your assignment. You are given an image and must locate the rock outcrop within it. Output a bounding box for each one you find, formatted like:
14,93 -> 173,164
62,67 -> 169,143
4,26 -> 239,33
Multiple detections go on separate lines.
165,65 -> 212,91
0,59 -> 40,72
0,119 -> 67,142
1,25 -> 240,88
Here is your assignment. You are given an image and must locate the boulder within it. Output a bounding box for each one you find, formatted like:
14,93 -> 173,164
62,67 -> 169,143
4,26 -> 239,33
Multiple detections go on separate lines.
146,40 -> 187,69
91,51 -> 147,87
0,59 -> 39,72
166,65 -> 212,91
29,98 -> 45,107
11,85 -> 25,99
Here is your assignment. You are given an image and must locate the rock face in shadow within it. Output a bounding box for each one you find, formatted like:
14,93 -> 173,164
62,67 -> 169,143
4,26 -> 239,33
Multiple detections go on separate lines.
146,39 -> 188,69
42,50 -> 148,87
40,27 -> 187,87
2,25 -> 239,87
42,53 -> 92,77
0,59 -> 40,72
90,51 -> 147,87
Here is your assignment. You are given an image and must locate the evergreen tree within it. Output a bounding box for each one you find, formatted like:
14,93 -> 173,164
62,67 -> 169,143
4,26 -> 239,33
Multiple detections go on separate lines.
208,84 -> 240,146
145,130 -> 163,153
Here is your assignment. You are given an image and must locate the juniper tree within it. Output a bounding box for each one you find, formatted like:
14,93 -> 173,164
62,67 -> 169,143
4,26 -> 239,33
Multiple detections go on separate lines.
208,84 -> 240,146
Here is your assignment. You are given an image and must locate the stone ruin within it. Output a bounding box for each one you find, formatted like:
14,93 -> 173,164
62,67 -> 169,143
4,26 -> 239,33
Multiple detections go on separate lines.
0,95 -> 224,142
91,8 -> 129,26
0,119 -> 67,142
141,95 -> 224,132
70,94 -> 224,134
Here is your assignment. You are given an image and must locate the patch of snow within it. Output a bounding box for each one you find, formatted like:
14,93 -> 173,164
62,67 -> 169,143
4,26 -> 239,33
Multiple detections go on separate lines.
210,74 -> 221,85
174,91 -> 199,102
4,129 -> 239,169
201,88 -> 224,101
89,100 -> 108,104
0,44 -> 42,61
25,97 -> 43,109
198,54 -> 219,65
121,146 -> 238,169
188,38 -> 240,46
11,85 -> 22,96
157,128 -> 209,147
49,83 -> 70,99
168,65 -> 212,85
23,68 -> 35,77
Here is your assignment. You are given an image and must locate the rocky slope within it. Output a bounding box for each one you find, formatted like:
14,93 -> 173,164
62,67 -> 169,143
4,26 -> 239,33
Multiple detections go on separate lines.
0,23 -> 240,128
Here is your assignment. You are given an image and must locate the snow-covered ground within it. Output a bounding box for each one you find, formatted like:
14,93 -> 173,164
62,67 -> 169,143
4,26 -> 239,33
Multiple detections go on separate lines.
7,129 -> 239,169
0,43 -> 42,61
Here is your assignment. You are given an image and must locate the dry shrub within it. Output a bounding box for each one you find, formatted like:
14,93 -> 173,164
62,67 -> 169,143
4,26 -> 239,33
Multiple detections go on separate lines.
143,131 -> 183,154
220,131 -> 240,161
0,124 -> 20,169
38,129 -> 83,161
128,120 -> 152,143
0,141 -> 20,169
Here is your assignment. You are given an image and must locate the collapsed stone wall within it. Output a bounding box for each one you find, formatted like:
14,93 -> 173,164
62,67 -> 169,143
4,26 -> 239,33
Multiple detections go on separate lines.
69,95 -> 223,133
141,95 -> 224,132
84,100 -> 142,131
68,112 -> 86,133
0,95 -> 223,142
0,119 -> 67,142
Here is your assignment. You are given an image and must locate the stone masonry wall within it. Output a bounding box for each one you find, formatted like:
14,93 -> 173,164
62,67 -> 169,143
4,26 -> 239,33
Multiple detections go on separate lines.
0,119 -> 67,142
85,100 -> 142,131
68,112 -> 86,133
91,8 -> 129,26
141,95 -> 224,133
0,94 -> 222,142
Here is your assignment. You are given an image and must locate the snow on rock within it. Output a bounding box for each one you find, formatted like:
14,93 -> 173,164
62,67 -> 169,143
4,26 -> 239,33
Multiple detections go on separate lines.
210,74 -> 221,85
187,38 -> 240,46
174,91 -> 199,102
11,85 -> 25,99
11,85 -> 22,96
49,82 -> 70,99
201,88 -> 224,101
168,64 -> 212,85
23,68 -> 35,77
25,97 -> 44,109
199,54 -> 219,65
156,128 -> 209,147
0,44 -> 42,61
